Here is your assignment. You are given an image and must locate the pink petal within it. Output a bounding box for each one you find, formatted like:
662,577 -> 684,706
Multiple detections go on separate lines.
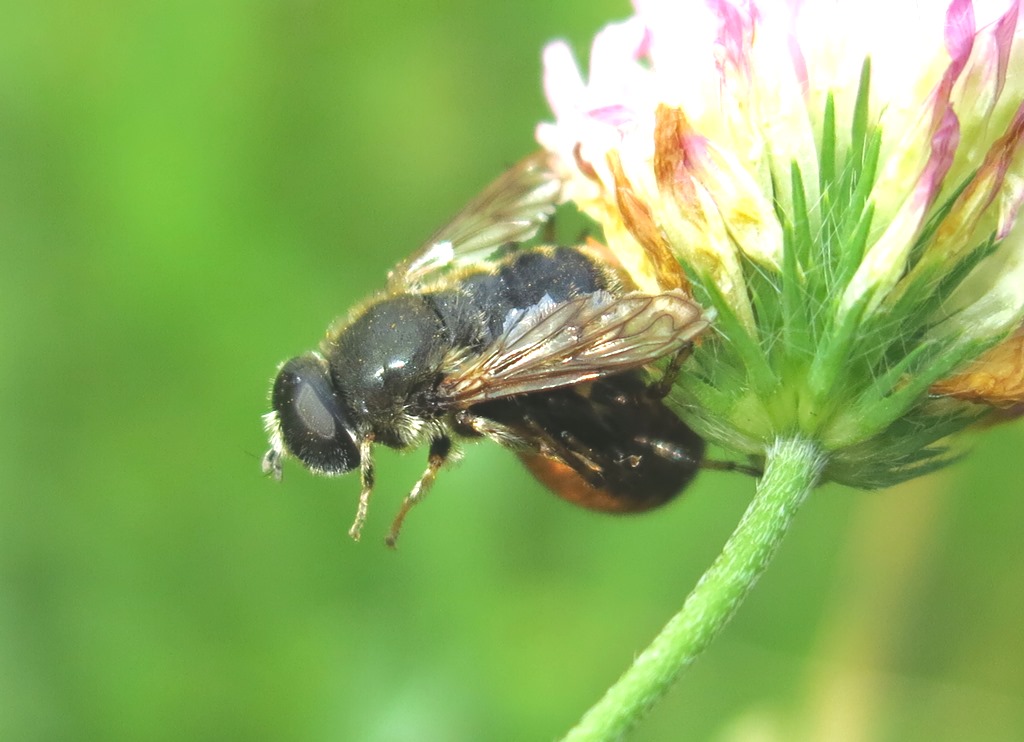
946,0 -> 1021,125
706,0 -> 758,80
988,0 -> 1020,101
934,101 -> 1024,247
915,107 -> 961,213
587,105 -> 637,128
542,41 -> 585,119
944,0 -> 977,78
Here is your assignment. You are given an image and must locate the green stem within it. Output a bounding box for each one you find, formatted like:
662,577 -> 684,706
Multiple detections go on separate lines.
561,436 -> 827,741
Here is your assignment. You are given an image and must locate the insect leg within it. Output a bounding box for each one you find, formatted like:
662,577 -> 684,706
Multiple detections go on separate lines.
385,436 -> 453,548
458,408 -> 605,488
648,342 -> 694,399
347,436 -> 376,541
640,352 -> 763,479
454,409 -> 530,447
702,459 -> 763,477
519,415 -> 605,487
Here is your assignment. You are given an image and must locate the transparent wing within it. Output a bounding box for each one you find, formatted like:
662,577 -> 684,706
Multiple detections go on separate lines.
387,151 -> 565,290
438,289 -> 710,406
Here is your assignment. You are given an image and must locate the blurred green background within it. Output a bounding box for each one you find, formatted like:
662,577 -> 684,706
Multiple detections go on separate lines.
4,2 -> 1024,740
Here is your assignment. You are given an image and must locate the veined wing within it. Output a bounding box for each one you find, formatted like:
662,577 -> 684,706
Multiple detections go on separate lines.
439,289 -> 710,406
387,151 -> 565,291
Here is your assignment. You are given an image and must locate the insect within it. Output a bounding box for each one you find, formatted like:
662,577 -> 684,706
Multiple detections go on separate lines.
263,152 -> 715,546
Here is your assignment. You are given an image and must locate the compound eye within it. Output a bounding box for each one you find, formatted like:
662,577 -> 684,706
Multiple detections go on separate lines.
271,354 -> 360,474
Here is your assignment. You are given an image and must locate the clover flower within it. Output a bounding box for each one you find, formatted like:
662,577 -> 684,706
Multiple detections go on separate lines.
538,0 -> 1024,488
538,2 -> 1024,738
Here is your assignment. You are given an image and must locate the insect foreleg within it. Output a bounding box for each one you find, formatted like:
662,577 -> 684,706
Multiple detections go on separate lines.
385,436 -> 453,548
348,436 -> 376,542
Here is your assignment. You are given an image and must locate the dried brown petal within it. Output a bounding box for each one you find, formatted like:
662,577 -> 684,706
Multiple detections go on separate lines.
607,150 -> 690,293
932,325 -> 1024,407
653,104 -> 702,216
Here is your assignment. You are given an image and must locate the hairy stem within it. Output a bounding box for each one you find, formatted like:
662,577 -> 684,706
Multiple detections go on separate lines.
562,436 -> 827,741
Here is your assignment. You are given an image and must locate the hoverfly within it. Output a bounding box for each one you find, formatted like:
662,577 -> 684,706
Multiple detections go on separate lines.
263,152 -> 714,546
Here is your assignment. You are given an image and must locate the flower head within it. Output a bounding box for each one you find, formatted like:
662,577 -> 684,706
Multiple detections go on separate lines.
538,0 -> 1024,486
